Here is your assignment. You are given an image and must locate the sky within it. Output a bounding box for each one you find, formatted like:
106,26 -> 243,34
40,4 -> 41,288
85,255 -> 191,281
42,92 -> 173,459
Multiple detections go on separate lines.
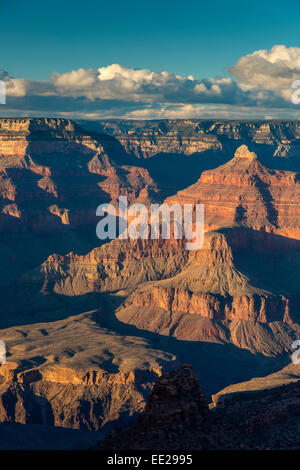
0,0 -> 300,119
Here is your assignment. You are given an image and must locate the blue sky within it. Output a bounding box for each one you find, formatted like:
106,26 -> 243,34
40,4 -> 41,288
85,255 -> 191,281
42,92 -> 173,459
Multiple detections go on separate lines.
0,0 -> 300,119
1,0 -> 300,79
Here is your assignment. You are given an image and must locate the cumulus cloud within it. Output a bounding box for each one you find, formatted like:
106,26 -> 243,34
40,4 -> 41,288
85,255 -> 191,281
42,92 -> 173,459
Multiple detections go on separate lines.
1,46 -> 300,119
50,64 -> 245,104
229,45 -> 300,102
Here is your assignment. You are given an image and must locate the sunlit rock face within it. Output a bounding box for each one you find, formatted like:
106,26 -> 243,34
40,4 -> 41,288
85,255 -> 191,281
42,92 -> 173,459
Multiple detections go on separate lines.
0,118 -> 158,235
166,145 -> 300,239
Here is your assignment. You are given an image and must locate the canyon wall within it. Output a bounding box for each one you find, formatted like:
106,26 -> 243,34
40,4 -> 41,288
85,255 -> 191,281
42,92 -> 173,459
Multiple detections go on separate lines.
79,119 -> 300,159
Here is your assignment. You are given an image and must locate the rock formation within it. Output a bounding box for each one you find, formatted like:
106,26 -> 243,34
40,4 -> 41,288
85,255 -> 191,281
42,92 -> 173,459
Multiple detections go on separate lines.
166,145 -> 300,238
97,365 -> 300,450
1,118 -> 300,447
11,145 -> 300,356
0,311 -> 178,431
0,118 -> 158,239
139,364 -> 208,430
79,119 -> 300,160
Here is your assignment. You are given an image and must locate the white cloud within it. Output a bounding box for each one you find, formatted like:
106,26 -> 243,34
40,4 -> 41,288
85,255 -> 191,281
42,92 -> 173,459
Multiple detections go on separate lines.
1,46 -> 300,119
123,103 -> 300,120
52,68 -> 98,90
49,64 -> 241,104
229,45 -> 300,102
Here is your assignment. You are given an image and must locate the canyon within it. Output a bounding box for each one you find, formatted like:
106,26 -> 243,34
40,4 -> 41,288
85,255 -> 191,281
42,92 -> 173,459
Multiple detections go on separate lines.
1,117 -> 300,448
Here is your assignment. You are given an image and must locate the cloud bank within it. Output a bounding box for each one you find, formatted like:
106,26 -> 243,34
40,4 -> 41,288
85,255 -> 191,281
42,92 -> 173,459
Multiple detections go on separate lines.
1,45 -> 300,119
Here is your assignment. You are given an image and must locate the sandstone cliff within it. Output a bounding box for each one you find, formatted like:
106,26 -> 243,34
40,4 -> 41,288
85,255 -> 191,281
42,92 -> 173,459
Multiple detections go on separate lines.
166,145 -> 300,239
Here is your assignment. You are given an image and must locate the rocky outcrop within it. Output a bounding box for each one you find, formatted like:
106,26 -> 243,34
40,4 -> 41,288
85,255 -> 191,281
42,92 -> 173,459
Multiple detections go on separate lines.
166,145 -> 300,239
115,229 -> 300,355
97,365 -> 300,450
98,365 -> 212,449
34,237 -> 188,297
138,364 -> 208,429
0,366 -> 150,431
19,224 -> 300,356
0,118 -> 159,237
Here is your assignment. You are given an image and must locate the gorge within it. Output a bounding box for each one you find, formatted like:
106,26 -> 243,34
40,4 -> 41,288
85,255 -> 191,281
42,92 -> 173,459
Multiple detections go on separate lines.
1,117 -> 300,448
